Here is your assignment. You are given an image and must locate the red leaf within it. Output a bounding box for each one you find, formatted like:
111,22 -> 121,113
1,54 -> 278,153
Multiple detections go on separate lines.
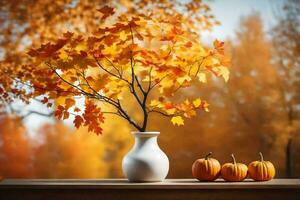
73,115 -> 84,129
41,97 -> 48,104
54,105 -> 65,120
47,103 -> 53,108
164,102 -> 174,109
80,50 -> 88,57
63,31 -> 74,39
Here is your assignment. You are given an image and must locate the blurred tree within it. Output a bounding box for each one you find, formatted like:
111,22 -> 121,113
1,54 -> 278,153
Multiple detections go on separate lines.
227,13 -> 289,176
272,0 -> 300,177
0,116 -> 33,178
33,123 -> 109,178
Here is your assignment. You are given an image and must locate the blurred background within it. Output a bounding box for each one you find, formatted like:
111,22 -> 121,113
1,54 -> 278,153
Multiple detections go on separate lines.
0,0 -> 299,179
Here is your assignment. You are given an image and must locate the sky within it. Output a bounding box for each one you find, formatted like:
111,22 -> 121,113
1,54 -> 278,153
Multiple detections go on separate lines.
23,0 -> 286,136
203,0 -> 284,42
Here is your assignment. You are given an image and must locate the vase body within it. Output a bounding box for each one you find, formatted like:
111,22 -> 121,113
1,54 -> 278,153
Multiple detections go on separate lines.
122,131 -> 169,182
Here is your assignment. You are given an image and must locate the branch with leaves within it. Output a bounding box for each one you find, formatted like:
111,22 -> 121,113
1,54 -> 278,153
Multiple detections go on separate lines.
22,5 -> 230,134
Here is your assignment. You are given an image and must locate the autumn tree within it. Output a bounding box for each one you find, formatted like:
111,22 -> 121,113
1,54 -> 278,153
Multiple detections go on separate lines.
19,4 -> 229,134
0,0 -> 219,117
272,0 -> 300,177
226,13 -> 289,175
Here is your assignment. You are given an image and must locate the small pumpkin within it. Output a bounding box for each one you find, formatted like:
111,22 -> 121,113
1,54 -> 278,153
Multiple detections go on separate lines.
221,154 -> 248,182
192,152 -> 221,181
248,152 -> 275,181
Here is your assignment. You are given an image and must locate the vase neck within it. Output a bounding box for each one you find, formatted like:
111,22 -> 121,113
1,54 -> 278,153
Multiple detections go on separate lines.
132,131 -> 160,137
135,135 -> 157,147
132,132 -> 159,150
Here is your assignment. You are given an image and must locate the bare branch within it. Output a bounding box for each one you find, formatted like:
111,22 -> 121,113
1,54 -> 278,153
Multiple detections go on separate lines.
147,66 -> 153,91
104,56 -> 122,77
46,62 -> 96,98
148,109 -> 173,117
93,56 -> 130,84
150,74 -> 168,90
135,75 -> 146,94
20,110 -> 54,119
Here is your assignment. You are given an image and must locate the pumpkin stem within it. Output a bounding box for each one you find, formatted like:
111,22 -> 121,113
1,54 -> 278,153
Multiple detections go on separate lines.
205,152 -> 212,160
231,154 -> 237,165
259,152 -> 264,162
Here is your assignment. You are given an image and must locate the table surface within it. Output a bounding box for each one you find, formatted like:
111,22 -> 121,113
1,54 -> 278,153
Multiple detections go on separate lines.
1,179 -> 300,189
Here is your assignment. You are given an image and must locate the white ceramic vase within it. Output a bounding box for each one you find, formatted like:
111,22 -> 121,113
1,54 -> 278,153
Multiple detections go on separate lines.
122,131 -> 169,182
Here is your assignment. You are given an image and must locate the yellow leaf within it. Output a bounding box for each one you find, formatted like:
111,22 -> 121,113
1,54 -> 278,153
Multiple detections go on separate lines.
213,39 -> 220,49
149,100 -> 164,108
102,45 -> 117,55
193,98 -> 201,108
201,56 -> 220,67
55,96 -> 67,105
177,75 -> 191,84
59,50 -> 69,60
160,77 -> 174,88
150,100 -> 159,107
171,116 -> 184,126
75,43 -> 87,52
215,66 -> 229,82
166,108 -> 176,115
119,31 -> 127,41
197,73 -> 207,83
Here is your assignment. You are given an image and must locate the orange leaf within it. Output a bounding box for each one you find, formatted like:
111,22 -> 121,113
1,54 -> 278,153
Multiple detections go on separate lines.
97,6 -> 115,20
65,98 -> 75,109
63,111 -> 70,119
74,107 -> 81,112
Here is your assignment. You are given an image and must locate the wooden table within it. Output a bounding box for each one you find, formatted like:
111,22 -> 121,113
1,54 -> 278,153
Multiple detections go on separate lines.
1,179 -> 300,200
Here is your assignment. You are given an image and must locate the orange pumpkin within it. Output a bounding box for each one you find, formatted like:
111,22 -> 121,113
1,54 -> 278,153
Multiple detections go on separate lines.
221,154 -> 248,182
248,152 -> 275,181
192,152 -> 221,181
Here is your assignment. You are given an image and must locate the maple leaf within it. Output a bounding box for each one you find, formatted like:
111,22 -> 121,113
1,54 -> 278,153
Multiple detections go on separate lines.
63,31 -> 74,40
63,111 -> 70,119
198,73 -> 207,83
74,107 -> 81,112
97,6 -> 115,20
41,97 -> 48,104
65,98 -> 75,109
201,101 -> 210,112
171,116 -> 184,126
214,66 -> 230,82
54,105 -> 65,120
193,98 -> 201,108
73,115 -> 84,128
47,103 -> 53,108
213,39 -> 225,54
